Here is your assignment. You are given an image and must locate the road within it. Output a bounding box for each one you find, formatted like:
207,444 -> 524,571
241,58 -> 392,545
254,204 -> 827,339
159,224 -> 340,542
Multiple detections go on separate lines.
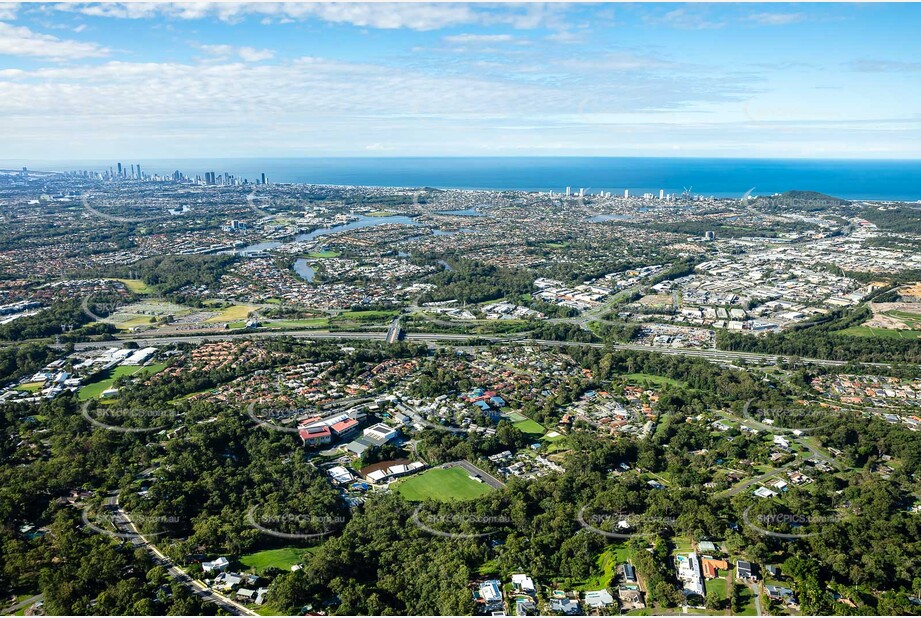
65,328 -> 883,369
750,583 -> 762,616
720,460 -> 799,498
385,317 -> 403,344
102,494 -> 257,616
2,594 -> 43,615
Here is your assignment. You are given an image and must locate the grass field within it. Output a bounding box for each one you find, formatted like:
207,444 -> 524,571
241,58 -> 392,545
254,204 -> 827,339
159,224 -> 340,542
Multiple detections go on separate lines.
265,318 -> 329,329
396,467 -> 494,502
513,418 -> 546,438
109,278 -> 155,294
670,536 -> 695,556
14,382 -> 45,393
887,309 -> 921,328
335,310 -> 399,322
366,210 -> 399,217
115,316 -> 159,330
238,547 -> 315,574
838,325 -> 921,339
306,250 -> 340,258
506,411 -> 527,422
78,363 -> 166,400
622,373 -> 685,387
205,304 -> 257,323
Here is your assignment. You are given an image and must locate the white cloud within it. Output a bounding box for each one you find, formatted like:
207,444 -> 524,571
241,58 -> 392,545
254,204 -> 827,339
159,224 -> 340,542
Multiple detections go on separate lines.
653,8 -> 725,30
443,33 -> 513,44
0,21 -> 108,59
0,3 -> 19,21
237,46 -> 273,62
199,44 -> 274,62
556,52 -> 678,72
746,12 -> 804,26
56,2 -> 161,19
199,43 -> 233,59
56,2 -> 568,31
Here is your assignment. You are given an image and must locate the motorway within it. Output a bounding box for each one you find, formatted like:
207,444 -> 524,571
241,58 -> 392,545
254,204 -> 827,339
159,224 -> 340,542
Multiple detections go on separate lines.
68,328 -> 876,369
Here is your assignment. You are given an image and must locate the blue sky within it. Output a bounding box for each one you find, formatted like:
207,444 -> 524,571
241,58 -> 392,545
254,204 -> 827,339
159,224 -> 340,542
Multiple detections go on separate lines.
0,2 -> 919,160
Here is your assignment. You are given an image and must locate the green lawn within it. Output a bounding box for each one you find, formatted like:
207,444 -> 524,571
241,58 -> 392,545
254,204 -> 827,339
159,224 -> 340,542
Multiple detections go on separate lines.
238,547 -> 315,574
670,536 -> 695,556
513,418 -> 546,439
78,363 -> 166,400
622,373 -> 685,387
306,250 -> 340,258
396,467 -> 494,502
707,575 -> 728,601
736,583 -> 758,616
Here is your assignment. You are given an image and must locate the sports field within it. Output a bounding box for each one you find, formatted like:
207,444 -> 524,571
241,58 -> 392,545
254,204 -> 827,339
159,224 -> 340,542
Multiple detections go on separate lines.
396,467 -> 494,502
78,363 -> 167,400
513,418 -> 546,438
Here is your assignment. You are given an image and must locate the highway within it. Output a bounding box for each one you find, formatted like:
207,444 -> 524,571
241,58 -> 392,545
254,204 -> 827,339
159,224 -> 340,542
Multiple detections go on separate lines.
68,328 -> 876,368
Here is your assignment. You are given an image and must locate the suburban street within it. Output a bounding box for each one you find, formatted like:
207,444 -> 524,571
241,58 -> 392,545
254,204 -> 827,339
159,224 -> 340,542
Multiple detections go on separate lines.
99,493 -> 257,616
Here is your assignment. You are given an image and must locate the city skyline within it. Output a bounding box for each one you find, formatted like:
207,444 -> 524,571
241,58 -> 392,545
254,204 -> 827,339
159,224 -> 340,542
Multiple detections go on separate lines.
1,2 -> 920,160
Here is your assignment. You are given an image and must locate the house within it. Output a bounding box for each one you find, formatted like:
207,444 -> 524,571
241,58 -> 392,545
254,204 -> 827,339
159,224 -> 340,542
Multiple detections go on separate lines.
584,589 -> 615,609
765,565 -> 781,579
511,574 -> 536,596
701,558 -> 729,579
326,465 -> 354,484
202,556 -> 230,573
515,598 -> 537,616
236,588 -> 257,602
766,585 -> 797,606
213,572 -> 244,591
474,580 -> 504,613
549,598 -> 580,615
675,553 -> 705,597
736,560 -> 758,581
754,486 -> 778,498
618,585 -> 644,610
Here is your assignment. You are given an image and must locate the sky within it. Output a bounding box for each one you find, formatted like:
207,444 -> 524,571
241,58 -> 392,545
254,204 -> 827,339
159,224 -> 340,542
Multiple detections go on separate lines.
0,2 -> 919,160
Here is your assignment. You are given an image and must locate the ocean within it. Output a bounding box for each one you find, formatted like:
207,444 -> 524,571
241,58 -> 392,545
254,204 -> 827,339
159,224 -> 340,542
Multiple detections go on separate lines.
8,157 -> 921,201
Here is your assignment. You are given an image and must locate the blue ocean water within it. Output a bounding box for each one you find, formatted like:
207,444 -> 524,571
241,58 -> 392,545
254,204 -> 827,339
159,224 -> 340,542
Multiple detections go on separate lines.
10,157 -> 921,201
